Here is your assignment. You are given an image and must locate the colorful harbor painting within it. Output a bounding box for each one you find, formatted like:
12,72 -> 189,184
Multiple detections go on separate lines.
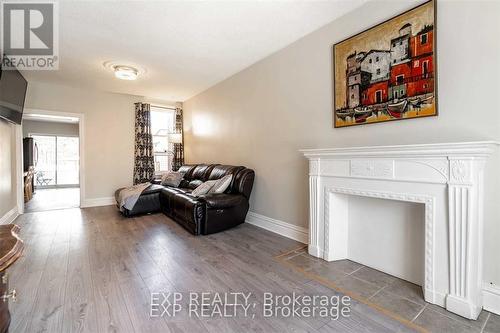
333,0 -> 436,128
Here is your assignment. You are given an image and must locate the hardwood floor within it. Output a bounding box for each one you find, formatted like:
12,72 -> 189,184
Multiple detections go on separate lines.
24,188 -> 80,213
8,206 -> 496,333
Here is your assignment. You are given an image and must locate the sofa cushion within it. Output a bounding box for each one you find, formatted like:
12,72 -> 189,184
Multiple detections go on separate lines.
186,179 -> 202,189
160,172 -> 183,187
208,165 -> 243,180
190,164 -> 218,181
209,174 -> 233,194
192,180 -> 218,196
178,165 -> 196,178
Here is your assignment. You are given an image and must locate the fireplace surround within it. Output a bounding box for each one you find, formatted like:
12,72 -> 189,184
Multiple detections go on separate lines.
301,142 -> 497,319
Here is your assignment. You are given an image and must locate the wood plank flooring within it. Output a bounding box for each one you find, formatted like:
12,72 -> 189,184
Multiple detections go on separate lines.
24,188 -> 80,213
7,206 -> 498,332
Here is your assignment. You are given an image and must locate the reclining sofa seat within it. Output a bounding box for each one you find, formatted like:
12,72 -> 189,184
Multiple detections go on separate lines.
115,164 -> 255,235
159,164 -> 255,235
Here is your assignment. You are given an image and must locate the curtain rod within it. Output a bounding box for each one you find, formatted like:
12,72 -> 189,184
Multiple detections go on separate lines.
151,104 -> 176,111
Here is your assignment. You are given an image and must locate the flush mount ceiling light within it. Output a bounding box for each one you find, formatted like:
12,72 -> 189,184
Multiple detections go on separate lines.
103,61 -> 145,81
113,65 -> 138,80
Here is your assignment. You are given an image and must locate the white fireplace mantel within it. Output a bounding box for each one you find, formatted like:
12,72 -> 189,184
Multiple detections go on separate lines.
300,141 -> 498,319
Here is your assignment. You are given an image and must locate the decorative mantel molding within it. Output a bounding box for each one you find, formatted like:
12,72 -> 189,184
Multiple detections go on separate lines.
300,141 -> 497,159
301,141 -> 498,319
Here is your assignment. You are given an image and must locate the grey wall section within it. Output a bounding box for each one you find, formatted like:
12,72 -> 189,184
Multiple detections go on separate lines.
22,120 -> 79,137
183,0 -> 500,285
0,119 -> 17,218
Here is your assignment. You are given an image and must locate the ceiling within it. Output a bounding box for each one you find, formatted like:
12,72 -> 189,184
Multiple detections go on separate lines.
22,0 -> 366,102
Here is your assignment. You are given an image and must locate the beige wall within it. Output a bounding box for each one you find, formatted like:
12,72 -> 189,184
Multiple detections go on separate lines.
22,120 -> 79,137
24,82 -> 174,202
0,119 -> 17,218
183,0 -> 500,285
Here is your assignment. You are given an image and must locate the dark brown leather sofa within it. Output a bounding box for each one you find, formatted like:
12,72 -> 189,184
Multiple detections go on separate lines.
115,164 -> 255,235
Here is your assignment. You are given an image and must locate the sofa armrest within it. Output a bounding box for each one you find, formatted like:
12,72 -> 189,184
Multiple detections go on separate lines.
198,193 -> 246,209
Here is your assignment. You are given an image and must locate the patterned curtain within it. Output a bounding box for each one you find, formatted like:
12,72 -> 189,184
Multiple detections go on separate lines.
133,103 -> 155,184
172,103 -> 184,171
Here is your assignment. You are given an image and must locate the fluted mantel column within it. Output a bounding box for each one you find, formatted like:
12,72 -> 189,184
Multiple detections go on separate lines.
446,157 -> 486,319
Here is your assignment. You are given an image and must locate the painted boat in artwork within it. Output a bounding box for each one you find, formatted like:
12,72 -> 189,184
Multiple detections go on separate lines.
354,107 -> 373,123
387,100 -> 408,118
409,95 -> 434,108
420,95 -> 434,105
336,109 -> 354,120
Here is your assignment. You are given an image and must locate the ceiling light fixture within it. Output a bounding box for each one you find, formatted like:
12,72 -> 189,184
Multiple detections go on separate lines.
113,65 -> 139,80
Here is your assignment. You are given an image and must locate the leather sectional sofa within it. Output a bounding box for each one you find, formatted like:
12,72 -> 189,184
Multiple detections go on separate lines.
115,164 -> 255,235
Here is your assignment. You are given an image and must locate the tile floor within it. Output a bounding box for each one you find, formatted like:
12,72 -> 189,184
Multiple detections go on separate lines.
282,249 -> 499,333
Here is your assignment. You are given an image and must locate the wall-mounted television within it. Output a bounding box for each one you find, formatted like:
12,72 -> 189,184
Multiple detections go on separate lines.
0,65 -> 28,125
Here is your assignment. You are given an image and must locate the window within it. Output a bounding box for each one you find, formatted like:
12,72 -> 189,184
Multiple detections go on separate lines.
414,60 -> 420,68
369,58 -> 372,64
396,75 -> 404,85
399,41 -> 403,46
421,33 -> 428,45
151,107 -> 176,174
376,68 -> 381,75
376,56 -> 379,62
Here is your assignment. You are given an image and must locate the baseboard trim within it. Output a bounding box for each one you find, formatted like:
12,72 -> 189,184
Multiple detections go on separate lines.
81,197 -> 115,208
483,284 -> 500,315
245,211 -> 308,244
0,207 -> 19,225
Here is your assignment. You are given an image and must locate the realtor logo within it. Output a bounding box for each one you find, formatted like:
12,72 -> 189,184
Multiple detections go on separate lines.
1,1 -> 59,70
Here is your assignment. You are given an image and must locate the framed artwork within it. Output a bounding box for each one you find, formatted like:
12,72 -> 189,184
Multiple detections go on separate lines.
333,0 -> 436,128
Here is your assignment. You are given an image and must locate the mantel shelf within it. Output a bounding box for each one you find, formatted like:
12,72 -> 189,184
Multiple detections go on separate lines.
300,141 -> 499,159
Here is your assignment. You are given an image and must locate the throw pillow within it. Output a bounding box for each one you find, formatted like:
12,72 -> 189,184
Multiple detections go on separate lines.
209,174 -> 233,194
191,179 -> 218,196
160,171 -> 183,187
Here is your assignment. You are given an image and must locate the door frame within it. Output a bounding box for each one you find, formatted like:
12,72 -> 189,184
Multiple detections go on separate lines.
16,108 -> 85,213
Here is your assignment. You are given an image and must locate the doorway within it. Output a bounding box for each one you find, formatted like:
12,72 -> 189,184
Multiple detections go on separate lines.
21,111 -> 83,213
31,135 -> 79,187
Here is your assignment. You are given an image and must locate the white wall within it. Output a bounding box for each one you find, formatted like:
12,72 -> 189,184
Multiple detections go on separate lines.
22,120 -> 79,137
0,119 -> 17,218
183,0 -> 500,287
24,81 -> 175,204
